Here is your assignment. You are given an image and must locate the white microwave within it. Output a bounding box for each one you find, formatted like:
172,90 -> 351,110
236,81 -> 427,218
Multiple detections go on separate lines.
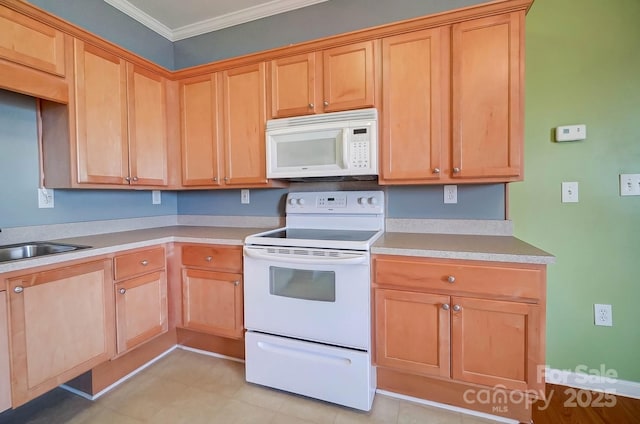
266,108 -> 378,179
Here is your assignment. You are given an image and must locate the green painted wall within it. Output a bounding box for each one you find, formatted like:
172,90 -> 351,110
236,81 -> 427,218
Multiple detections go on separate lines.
510,0 -> 640,382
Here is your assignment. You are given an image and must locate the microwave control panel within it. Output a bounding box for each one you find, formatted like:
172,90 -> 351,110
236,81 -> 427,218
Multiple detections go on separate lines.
349,128 -> 370,168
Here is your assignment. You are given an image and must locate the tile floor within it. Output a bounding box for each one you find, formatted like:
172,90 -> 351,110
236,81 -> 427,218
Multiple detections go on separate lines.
0,348 -> 504,424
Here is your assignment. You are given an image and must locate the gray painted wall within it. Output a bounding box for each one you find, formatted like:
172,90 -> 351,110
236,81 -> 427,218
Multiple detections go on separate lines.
174,0 -> 486,68
0,90 -> 177,229
28,0 -> 174,69
2,0 -> 506,229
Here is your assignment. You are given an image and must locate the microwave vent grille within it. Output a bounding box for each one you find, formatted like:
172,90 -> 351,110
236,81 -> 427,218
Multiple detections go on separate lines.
266,108 -> 377,130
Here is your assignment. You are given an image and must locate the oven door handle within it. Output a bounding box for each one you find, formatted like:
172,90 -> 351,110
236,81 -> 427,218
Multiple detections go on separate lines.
243,247 -> 369,265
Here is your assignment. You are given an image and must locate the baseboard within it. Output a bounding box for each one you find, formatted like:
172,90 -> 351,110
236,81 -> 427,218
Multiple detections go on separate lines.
178,345 -> 245,363
545,367 -> 640,399
376,389 -> 518,424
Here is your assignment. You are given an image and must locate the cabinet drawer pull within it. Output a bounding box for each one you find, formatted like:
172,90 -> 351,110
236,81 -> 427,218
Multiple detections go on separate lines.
433,168 -> 440,174
119,288 -> 126,295
453,167 -> 461,173
233,280 -> 240,286
453,304 -> 461,312
140,260 -> 149,266
14,286 -> 23,294
442,303 -> 450,311
447,275 -> 456,284
205,256 -> 213,262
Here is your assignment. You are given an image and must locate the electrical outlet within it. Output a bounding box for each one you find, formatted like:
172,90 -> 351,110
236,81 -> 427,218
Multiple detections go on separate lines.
444,185 -> 457,204
561,182 -> 579,203
241,189 -> 250,204
620,174 -> 640,196
152,190 -> 161,205
37,188 -> 54,208
594,304 -> 613,327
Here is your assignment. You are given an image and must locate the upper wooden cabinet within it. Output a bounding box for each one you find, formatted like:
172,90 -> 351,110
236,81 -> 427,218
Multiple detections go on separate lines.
379,28 -> 447,184
0,4 -> 69,102
268,41 -> 377,118
380,12 -> 524,184
180,63 -> 274,188
41,40 -> 170,188
0,6 -> 65,76
451,13 -> 523,180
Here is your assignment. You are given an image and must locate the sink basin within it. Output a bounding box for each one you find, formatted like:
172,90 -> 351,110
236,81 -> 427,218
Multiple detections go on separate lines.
0,242 -> 91,263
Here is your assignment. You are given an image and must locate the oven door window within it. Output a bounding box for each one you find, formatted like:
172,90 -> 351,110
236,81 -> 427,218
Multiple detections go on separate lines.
269,266 -> 336,302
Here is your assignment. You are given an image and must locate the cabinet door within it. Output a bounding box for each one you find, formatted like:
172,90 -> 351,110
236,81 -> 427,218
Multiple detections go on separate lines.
7,260 -> 115,407
0,291 -> 10,412
115,271 -> 168,355
322,41 -> 376,112
269,53 -> 319,118
221,63 -> 268,186
451,297 -> 541,392
0,6 -> 65,76
180,74 -> 222,187
451,13 -> 522,179
74,40 -> 129,185
380,28 -> 447,184
126,63 -> 168,186
375,289 -> 450,378
182,269 -> 243,339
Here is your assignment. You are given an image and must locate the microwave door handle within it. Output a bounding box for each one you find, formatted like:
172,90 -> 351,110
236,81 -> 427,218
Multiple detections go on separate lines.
243,247 -> 368,265
342,129 -> 349,168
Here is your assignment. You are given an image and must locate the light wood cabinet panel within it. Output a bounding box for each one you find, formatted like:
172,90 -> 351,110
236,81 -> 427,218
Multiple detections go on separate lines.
380,28 -> 447,183
181,245 -> 242,273
180,74 -> 222,186
269,53 -> 319,118
113,246 -> 165,280
322,41 -> 376,113
0,291 -> 10,413
451,13 -> 523,179
6,259 -> 115,407
375,289 -> 450,378
126,63 -> 168,186
115,271 -> 168,355
221,62 -> 268,186
182,269 -> 243,339
0,6 -> 65,76
451,296 -> 541,392
74,39 -> 129,185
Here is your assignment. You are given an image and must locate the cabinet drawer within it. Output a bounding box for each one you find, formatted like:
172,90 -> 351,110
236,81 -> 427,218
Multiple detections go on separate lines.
114,247 -> 165,280
182,245 -> 242,272
373,256 -> 543,301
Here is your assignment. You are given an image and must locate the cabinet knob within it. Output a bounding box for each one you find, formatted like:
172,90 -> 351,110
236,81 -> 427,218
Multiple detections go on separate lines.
13,286 -> 23,294
323,101 -> 329,107
447,275 -> 456,284
119,288 -> 126,295
125,176 -> 131,182
453,167 -> 461,174
233,280 -> 240,286
224,177 -> 229,182
212,177 -> 218,182
205,256 -> 213,262
442,303 -> 450,311
132,176 -> 139,182
433,168 -> 440,174
141,260 -> 149,266
308,103 -> 314,109
453,304 -> 461,312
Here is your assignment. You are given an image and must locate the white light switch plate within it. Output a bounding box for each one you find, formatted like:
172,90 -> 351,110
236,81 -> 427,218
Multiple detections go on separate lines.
152,190 -> 161,205
561,182 -> 579,203
37,188 -> 54,208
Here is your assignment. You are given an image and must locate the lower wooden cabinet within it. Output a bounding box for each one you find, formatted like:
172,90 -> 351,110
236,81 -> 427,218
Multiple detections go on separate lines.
5,259 -> 115,407
113,247 -> 168,355
180,244 -> 244,339
373,255 -> 546,422
0,291 -> 11,412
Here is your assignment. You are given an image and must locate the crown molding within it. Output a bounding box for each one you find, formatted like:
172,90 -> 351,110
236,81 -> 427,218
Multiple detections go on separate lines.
103,0 -> 328,42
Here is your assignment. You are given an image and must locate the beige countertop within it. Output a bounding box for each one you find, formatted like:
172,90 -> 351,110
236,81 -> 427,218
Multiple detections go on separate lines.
372,232 -> 555,264
0,225 -> 554,274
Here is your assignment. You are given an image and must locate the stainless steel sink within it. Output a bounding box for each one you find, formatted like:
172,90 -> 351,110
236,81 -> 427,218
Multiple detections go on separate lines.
0,242 -> 91,263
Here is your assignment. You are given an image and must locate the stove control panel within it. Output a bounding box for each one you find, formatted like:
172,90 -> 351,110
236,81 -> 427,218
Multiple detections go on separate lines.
286,191 -> 384,214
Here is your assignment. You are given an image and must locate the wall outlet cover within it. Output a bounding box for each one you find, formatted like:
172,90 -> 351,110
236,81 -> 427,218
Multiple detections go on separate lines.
37,188 -> 54,208
444,185 -> 457,204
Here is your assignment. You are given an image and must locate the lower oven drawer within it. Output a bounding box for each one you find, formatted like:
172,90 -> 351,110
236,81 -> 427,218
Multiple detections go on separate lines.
245,331 -> 375,411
